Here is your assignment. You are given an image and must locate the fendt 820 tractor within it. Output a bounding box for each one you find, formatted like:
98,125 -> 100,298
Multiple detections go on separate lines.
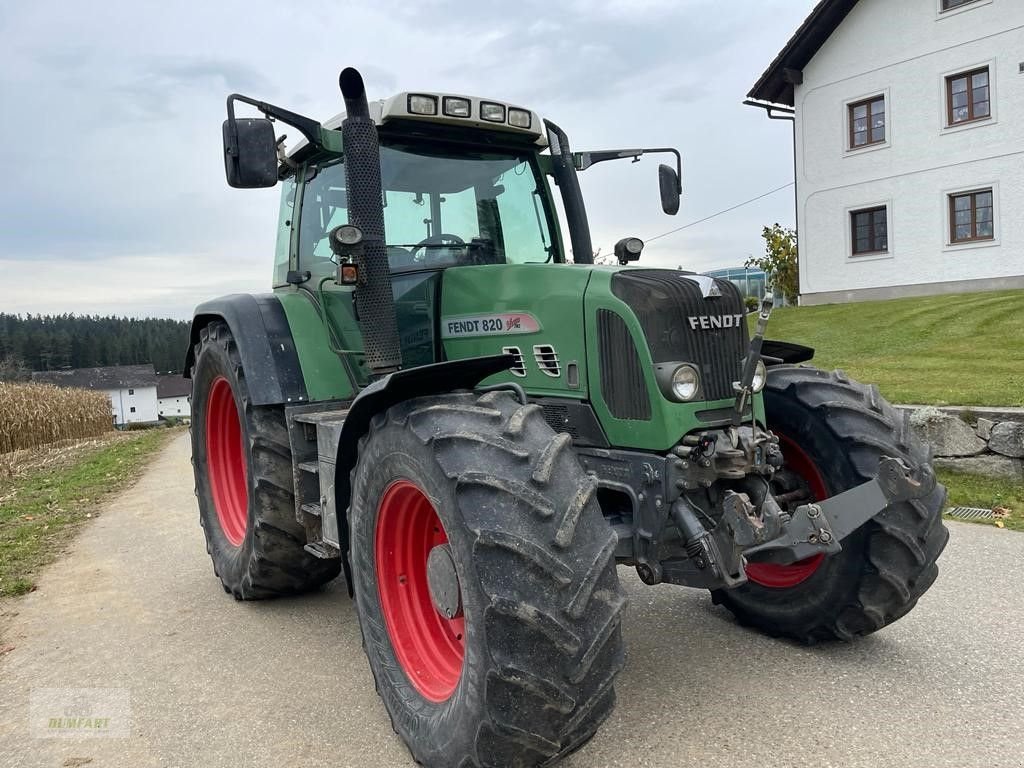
188,68 -> 948,767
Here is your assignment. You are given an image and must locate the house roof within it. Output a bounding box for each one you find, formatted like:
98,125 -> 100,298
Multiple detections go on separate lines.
32,364 -> 157,391
157,373 -> 192,399
747,0 -> 860,106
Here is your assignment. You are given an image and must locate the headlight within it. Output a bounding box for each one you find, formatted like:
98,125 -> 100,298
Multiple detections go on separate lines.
407,94 -> 438,116
508,108 -> 532,129
443,97 -> 471,118
671,364 -> 700,402
751,359 -> 767,393
480,102 -> 506,122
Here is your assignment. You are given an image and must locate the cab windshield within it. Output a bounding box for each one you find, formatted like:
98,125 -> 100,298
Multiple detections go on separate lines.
299,144 -> 558,274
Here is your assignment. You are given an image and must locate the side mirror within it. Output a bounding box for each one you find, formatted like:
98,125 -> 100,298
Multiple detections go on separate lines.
659,163 -> 681,216
222,117 -> 278,188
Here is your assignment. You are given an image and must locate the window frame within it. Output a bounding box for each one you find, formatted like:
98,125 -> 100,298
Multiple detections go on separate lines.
945,66 -> 991,126
947,188 -> 995,245
937,0 -> 990,16
843,88 -> 891,156
847,95 -> 887,150
849,205 -> 890,258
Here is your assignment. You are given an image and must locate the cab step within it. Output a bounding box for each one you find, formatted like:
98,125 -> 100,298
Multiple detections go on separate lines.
304,541 -> 341,560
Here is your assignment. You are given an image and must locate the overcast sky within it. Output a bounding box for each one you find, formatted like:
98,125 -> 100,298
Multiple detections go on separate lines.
0,0 -> 814,320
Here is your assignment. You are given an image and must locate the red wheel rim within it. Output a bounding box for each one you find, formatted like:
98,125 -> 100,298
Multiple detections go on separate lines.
375,480 -> 464,702
744,433 -> 827,588
205,376 -> 248,547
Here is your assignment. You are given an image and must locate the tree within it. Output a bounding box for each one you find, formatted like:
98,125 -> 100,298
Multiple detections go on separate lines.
746,223 -> 798,305
0,353 -> 30,382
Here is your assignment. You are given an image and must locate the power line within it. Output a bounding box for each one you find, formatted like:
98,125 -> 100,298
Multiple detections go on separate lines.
641,181 -> 794,246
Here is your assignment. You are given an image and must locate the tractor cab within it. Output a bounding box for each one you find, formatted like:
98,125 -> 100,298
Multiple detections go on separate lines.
242,84 -> 683,387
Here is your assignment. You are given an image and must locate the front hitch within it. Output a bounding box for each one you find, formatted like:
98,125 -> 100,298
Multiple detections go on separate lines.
743,456 -> 936,565
671,455 -> 936,589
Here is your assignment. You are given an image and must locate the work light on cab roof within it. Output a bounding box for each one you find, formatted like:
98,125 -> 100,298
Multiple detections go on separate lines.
395,91 -> 540,136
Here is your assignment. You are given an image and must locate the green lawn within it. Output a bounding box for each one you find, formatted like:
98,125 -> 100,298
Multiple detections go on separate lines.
0,429 -> 176,597
937,467 -> 1024,532
762,290 -> 1024,406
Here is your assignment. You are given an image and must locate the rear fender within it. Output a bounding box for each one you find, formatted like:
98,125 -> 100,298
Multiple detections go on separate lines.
184,294 -> 308,405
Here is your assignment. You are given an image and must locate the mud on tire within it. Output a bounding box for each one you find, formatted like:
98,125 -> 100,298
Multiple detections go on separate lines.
349,390 -> 626,768
714,366 -> 949,643
191,321 -> 340,599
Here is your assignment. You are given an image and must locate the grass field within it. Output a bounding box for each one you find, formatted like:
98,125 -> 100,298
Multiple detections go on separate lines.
938,467 -> 1024,533
0,429 -> 177,597
762,290 -> 1024,406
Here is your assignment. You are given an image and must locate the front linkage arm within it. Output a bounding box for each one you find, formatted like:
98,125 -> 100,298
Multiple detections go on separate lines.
671,455 -> 935,589
742,456 -> 936,565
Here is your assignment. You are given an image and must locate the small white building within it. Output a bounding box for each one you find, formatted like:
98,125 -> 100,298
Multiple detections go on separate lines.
33,364 -> 160,426
157,374 -> 191,420
747,0 -> 1024,305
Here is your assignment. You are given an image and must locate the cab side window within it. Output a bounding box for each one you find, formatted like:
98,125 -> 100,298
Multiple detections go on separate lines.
298,161 -> 348,277
273,177 -> 297,287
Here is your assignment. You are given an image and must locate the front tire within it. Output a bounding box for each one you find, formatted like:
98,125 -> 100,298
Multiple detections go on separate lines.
349,391 -> 626,768
715,367 -> 949,643
191,321 -> 340,599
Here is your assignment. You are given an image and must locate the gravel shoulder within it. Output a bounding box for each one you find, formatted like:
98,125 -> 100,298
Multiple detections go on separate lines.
0,433 -> 1021,768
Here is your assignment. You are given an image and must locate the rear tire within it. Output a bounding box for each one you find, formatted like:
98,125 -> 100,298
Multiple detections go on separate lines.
714,367 -> 949,643
191,321 -> 340,599
349,391 -> 626,768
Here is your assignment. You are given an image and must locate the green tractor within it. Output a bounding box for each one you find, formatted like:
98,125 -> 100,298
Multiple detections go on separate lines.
188,67 -> 948,767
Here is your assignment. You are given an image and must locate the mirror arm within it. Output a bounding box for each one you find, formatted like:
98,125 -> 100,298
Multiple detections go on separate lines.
574,147 -> 682,193
226,94 -> 324,153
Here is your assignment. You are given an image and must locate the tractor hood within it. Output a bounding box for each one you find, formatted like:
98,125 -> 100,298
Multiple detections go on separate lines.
439,264 -> 758,452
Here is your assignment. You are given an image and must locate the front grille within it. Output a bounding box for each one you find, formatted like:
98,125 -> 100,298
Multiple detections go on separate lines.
611,270 -> 748,402
597,309 -> 651,420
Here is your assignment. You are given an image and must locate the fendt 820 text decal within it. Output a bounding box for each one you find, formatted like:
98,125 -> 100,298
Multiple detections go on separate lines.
441,313 -> 542,338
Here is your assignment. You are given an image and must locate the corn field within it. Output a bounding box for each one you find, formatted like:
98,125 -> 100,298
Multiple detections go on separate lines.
0,382 -> 113,453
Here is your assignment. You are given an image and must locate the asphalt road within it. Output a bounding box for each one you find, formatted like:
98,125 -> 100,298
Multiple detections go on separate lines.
1,433 -> 1021,768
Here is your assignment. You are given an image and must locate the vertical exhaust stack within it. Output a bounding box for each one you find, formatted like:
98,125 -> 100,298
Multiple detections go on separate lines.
339,67 -> 402,375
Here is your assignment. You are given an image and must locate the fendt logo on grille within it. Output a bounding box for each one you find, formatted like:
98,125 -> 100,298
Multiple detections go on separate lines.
688,314 -> 744,330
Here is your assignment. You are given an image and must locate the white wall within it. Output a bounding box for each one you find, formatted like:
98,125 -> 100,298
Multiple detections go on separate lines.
794,0 -> 1024,301
158,395 -> 191,419
107,386 -> 159,425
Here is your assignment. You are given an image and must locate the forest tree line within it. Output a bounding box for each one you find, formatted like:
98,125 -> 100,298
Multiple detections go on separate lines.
0,314 -> 191,379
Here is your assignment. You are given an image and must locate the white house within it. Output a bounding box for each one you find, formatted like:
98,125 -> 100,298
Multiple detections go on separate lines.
33,364 -> 160,426
157,374 -> 192,420
747,0 -> 1024,305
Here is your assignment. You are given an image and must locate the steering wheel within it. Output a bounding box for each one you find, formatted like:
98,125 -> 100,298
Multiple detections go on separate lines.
411,233 -> 466,263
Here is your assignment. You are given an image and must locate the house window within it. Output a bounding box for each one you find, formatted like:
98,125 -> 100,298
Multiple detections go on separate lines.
848,96 -> 885,148
851,206 -> 888,255
130,406 -> 136,413
941,0 -> 981,9
128,388 -> 134,395
949,189 -> 994,243
946,67 -> 990,125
